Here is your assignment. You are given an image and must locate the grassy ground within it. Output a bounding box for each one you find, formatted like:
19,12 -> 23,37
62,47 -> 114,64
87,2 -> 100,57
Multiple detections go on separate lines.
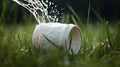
0,17 -> 120,67
0,1 -> 120,67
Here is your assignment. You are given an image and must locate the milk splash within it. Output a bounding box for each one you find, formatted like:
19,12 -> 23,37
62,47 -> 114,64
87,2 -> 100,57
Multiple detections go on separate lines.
13,0 -> 60,23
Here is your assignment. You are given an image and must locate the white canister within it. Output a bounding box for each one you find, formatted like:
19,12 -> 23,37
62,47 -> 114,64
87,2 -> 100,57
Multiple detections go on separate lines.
32,23 -> 81,55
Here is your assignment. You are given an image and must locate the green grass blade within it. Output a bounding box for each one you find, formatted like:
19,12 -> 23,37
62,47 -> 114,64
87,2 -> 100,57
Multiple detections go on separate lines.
68,34 -> 72,52
68,6 -> 84,28
92,9 -> 103,23
71,15 -> 79,25
43,34 -> 61,50
87,0 -> 91,26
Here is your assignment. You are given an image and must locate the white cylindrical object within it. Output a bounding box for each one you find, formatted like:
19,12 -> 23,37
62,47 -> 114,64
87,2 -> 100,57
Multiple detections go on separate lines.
32,23 -> 81,55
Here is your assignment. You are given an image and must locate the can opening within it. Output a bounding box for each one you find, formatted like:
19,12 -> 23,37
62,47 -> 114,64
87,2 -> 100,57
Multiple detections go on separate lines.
68,26 -> 81,55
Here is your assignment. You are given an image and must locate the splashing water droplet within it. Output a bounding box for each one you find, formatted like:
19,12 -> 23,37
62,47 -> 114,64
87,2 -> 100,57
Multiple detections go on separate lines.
13,0 -> 62,23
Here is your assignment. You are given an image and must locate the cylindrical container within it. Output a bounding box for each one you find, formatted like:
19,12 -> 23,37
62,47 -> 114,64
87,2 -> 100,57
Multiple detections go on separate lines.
32,23 -> 81,55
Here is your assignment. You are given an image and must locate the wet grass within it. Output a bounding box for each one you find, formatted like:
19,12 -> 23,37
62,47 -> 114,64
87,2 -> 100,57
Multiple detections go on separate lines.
0,0 -> 120,67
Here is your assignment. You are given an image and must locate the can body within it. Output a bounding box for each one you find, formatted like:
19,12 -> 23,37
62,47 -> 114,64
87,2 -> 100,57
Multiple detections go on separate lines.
32,23 -> 81,55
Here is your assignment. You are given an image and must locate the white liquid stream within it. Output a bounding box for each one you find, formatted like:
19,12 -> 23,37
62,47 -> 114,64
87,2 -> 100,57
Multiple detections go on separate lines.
13,0 -> 58,23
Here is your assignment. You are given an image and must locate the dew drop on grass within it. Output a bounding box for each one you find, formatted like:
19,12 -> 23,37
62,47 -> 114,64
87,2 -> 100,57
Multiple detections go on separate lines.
106,39 -> 109,42
20,48 -> 24,51
101,42 -> 104,45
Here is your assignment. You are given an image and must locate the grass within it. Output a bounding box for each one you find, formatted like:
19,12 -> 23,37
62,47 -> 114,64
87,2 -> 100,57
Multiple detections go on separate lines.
0,0 -> 120,67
